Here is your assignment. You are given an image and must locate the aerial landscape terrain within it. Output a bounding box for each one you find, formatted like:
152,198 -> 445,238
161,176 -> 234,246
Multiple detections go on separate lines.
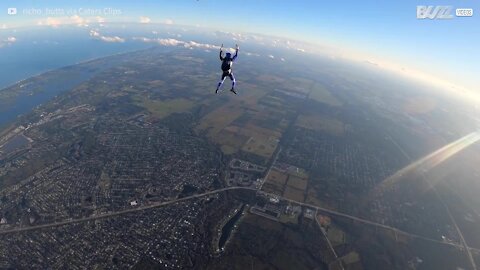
0,40 -> 478,269
0,0 -> 479,265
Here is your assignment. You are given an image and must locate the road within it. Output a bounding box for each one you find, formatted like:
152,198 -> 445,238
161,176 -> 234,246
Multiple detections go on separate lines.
314,208 -> 344,270
387,132 -> 478,270
258,147 -> 281,190
431,181 -> 477,270
0,186 -> 254,235
1,185 -> 479,256
256,190 -> 474,251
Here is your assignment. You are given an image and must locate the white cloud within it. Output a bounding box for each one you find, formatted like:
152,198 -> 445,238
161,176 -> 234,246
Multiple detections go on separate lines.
100,36 -> 124,43
133,37 -> 236,53
152,31 -> 158,35
140,16 -> 151,24
71,15 -> 89,27
133,37 -> 183,46
212,31 -> 311,56
157,38 -> 184,46
0,36 -> 16,48
37,15 -> 90,27
163,19 -> 174,25
89,30 -> 125,43
33,40 -> 59,46
1,24 -> 7,30
96,16 -> 106,23
268,55 -> 275,59
132,37 -> 151,42
245,52 -> 260,57
214,31 -> 248,43
280,58 -> 285,62
184,40 -> 221,50
167,32 -> 182,38
133,37 -> 222,50
250,34 -> 264,41
37,17 -> 61,27
89,30 -> 100,37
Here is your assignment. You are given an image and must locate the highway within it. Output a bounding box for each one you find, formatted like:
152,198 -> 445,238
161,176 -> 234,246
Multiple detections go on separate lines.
1,185 -> 479,255
0,186 -> 252,235
387,131 -> 478,270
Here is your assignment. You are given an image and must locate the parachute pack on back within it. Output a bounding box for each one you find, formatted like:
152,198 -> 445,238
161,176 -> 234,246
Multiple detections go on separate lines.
221,59 -> 232,71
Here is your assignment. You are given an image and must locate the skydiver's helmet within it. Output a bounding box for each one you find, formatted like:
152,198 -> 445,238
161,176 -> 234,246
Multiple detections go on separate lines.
226,52 -> 232,59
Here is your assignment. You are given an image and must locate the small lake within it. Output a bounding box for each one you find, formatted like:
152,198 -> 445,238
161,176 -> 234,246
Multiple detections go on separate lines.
218,204 -> 246,250
0,70 -> 95,127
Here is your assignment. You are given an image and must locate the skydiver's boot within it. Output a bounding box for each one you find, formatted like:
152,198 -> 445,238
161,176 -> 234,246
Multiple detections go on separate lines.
230,79 -> 237,94
216,80 -> 224,94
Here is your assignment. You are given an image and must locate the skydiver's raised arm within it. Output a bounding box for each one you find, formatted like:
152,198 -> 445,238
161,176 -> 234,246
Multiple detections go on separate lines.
232,45 -> 239,61
219,44 -> 224,60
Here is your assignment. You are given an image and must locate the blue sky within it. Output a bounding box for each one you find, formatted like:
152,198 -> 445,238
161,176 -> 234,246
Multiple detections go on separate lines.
0,0 -> 479,92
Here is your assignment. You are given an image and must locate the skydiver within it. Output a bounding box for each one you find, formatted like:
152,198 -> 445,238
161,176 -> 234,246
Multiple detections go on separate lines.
216,44 -> 239,95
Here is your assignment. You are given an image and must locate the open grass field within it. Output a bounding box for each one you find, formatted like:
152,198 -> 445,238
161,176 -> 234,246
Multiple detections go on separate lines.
262,168 -> 288,194
172,55 -> 205,63
296,114 -> 345,136
341,251 -> 361,265
134,97 -> 194,119
286,175 -> 308,191
305,187 -> 335,209
98,170 -> 112,192
263,166 -> 310,201
241,135 -> 278,159
285,165 -> 309,179
214,128 -> 250,155
270,76 -> 313,96
309,82 -> 342,106
256,74 -> 287,84
199,113 -> 281,158
278,212 -> 300,225
326,225 -> 346,247
283,186 -> 305,202
194,85 -> 290,158
244,123 -> 282,139
267,168 -> 288,187
196,102 -> 244,137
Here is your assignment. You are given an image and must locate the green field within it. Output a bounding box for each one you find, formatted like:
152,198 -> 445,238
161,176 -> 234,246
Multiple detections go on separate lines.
309,83 -> 342,106
287,175 -> 308,191
134,97 -> 194,119
327,225 -> 346,246
296,114 -> 345,136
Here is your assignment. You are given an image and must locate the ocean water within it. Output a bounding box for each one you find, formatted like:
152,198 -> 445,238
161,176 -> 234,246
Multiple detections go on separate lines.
0,26 -> 153,89
0,25 -> 158,126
